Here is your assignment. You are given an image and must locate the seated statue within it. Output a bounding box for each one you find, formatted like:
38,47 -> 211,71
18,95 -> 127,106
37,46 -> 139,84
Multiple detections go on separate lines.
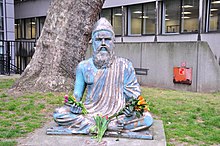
52,18 -> 153,137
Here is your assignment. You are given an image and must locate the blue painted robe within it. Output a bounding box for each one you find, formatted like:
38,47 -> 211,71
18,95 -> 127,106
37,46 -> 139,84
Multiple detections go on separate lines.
75,56 -> 141,117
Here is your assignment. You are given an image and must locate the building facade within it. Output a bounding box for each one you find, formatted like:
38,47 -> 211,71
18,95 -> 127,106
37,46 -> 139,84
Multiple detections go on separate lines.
9,0 -> 220,92
0,0 -> 15,74
14,0 -> 220,63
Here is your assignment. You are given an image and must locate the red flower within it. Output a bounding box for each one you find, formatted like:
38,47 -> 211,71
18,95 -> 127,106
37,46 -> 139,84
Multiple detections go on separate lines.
64,95 -> 68,99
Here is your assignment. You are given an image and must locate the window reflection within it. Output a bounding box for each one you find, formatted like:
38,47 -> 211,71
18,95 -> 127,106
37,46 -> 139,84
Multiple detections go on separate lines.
15,20 -> 19,39
31,18 -> 36,38
0,4 -> 3,17
209,0 -> 220,31
0,17 -> 3,30
143,2 -> 155,35
164,0 -> 181,33
101,9 -> 112,24
39,17 -> 45,34
15,17 -> 45,40
128,5 -> 142,35
25,19 -> 31,39
113,7 -> 122,35
181,0 -> 199,33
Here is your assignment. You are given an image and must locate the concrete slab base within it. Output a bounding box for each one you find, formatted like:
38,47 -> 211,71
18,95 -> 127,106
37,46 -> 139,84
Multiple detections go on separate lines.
17,120 -> 166,146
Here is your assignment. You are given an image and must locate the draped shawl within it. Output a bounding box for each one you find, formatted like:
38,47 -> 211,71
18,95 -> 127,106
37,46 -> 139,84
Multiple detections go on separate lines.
84,57 -> 141,118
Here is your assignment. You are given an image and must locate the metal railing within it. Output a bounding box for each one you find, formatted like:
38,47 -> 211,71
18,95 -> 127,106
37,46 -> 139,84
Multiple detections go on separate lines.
0,40 -> 36,75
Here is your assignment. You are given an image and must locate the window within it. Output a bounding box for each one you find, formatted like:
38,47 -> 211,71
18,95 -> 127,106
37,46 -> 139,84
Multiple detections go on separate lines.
101,8 -> 122,36
15,20 -> 19,39
128,4 -> 142,35
0,17 -> 3,31
164,0 -> 181,33
181,0 -> 199,33
101,9 -> 112,24
209,0 -> 220,31
15,19 -> 37,39
0,33 -> 3,54
163,0 -> 199,33
21,19 -> 25,38
31,18 -> 36,38
0,3 -> 3,17
143,2 -> 156,35
25,19 -> 31,39
113,7 -> 122,35
39,17 -> 46,36
0,2 -> 3,32
34,17 -> 46,39
24,18 -> 36,39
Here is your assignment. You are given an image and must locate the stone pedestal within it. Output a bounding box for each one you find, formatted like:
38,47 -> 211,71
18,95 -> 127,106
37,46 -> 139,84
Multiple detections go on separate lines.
17,120 -> 166,146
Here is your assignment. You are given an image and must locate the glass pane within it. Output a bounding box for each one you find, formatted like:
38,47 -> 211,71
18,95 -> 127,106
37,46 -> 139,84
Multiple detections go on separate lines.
128,4 -> 142,35
181,0 -> 199,33
15,20 -> 18,39
0,17 -> 3,30
31,18 -> 36,38
101,9 -> 112,24
21,19 -> 25,38
113,7 -> 122,35
164,0 -> 181,33
25,19 -> 31,39
0,33 -> 3,54
143,2 -> 155,35
0,4 -> 3,17
209,0 -> 220,31
39,17 -> 46,35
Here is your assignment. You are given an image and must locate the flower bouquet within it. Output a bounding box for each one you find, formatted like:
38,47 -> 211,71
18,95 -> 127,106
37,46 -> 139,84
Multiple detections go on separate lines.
127,95 -> 150,118
91,95 -> 150,142
90,114 -> 110,142
108,95 -> 150,119
63,95 -> 88,115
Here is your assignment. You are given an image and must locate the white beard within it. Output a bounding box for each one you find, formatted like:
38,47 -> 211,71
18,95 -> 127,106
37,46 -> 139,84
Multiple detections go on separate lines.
93,50 -> 114,69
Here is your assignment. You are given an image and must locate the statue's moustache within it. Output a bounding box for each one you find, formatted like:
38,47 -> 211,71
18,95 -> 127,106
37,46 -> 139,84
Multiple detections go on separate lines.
97,45 -> 110,53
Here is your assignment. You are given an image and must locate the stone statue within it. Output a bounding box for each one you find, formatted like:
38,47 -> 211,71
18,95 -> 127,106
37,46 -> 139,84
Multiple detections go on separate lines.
48,18 -> 153,139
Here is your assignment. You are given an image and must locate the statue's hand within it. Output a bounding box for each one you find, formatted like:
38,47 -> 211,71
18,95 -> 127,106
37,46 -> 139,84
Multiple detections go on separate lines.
70,103 -> 82,114
123,107 -> 133,117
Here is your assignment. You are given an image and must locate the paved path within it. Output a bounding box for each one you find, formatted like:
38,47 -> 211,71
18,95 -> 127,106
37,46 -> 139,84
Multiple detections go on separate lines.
17,120 -> 166,146
0,74 -> 20,79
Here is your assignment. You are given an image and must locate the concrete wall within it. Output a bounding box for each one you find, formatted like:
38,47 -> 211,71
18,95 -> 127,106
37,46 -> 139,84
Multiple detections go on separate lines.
15,0 -> 50,19
4,0 -> 15,40
119,33 -> 220,70
87,42 -> 220,92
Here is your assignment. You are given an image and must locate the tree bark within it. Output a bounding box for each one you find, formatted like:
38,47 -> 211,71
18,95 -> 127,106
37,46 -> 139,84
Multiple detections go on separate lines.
9,0 -> 104,94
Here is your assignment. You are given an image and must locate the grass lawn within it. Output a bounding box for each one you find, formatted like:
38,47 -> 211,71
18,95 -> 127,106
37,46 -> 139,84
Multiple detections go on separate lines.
0,78 -> 219,146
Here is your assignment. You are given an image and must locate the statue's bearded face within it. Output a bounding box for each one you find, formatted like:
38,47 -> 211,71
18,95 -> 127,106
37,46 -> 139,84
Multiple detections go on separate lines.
92,30 -> 115,69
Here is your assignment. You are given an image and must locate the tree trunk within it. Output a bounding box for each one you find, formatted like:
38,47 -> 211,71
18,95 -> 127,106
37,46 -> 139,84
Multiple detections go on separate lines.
9,0 -> 104,94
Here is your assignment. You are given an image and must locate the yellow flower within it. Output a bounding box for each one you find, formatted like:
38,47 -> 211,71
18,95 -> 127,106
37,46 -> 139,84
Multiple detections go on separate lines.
137,95 -> 146,105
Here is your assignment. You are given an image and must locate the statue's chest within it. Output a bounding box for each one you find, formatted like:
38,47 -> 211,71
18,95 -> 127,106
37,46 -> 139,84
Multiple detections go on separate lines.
83,67 -> 97,84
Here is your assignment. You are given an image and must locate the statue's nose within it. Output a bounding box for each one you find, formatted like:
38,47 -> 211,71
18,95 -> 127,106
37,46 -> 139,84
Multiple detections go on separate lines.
101,38 -> 105,45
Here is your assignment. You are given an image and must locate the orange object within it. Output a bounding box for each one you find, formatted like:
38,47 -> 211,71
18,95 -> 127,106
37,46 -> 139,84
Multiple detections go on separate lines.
173,64 -> 192,85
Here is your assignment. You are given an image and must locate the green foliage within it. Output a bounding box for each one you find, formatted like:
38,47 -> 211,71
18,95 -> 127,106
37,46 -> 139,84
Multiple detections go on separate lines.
92,115 -> 109,142
64,95 -> 88,114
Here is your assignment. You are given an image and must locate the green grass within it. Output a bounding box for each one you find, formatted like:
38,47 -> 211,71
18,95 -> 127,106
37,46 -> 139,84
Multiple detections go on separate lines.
0,79 -> 63,146
0,79 -> 16,92
0,78 -> 219,145
142,87 -> 220,146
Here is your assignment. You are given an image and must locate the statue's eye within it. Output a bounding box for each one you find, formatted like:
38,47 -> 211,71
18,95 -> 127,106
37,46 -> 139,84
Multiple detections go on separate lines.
95,38 -> 102,41
105,38 -> 112,41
